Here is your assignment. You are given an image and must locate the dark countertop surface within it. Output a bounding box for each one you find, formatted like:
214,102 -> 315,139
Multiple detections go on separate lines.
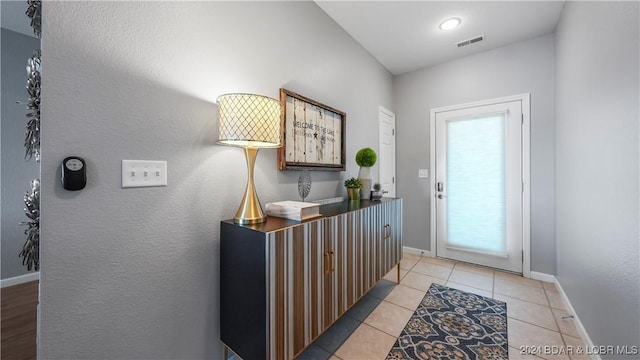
221,198 -> 399,234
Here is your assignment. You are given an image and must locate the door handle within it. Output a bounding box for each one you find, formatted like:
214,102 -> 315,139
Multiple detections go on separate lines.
437,194 -> 446,199
329,251 -> 335,272
384,224 -> 391,240
324,252 -> 331,275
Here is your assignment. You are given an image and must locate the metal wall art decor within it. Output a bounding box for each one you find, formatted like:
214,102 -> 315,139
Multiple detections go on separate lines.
20,1 -> 42,271
24,50 -> 41,162
26,0 -> 42,38
297,170 -> 312,202
20,179 -> 40,271
279,88 -> 346,171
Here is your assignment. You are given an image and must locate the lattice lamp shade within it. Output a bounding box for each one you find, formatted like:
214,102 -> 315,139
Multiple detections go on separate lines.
217,93 -> 281,148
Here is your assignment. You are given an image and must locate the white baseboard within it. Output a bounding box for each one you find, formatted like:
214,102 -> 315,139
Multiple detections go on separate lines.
1,272 -> 40,288
553,278 -> 601,360
519,272 -> 600,359
530,271 -> 556,283
403,246 -> 431,257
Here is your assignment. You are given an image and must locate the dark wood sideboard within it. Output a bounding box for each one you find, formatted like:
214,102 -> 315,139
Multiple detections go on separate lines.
220,198 -> 403,360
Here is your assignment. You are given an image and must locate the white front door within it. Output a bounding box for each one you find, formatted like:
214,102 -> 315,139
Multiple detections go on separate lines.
434,99 -> 524,272
379,106 -> 396,197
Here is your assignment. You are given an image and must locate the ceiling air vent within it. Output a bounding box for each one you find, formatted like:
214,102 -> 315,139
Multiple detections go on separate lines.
457,35 -> 485,48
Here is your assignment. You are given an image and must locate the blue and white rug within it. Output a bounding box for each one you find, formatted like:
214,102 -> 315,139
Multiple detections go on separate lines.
386,284 -> 508,360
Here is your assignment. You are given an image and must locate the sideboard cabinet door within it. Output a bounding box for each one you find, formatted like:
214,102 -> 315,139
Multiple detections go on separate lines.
331,211 -> 364,318
267,221 -> 330,359
381,199 -> 403,276
221,198 -> 403,360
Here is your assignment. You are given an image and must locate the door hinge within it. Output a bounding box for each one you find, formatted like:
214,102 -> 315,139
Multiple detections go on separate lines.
392,176 -> 395,184
392,129 -> 395,136
522,182 -> 524,193
521,114 -> 524,124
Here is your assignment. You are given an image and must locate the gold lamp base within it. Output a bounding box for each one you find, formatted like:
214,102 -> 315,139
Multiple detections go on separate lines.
234,147 -> 266,224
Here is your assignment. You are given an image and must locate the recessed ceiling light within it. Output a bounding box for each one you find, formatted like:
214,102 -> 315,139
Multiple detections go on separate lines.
439,17 -> 461,31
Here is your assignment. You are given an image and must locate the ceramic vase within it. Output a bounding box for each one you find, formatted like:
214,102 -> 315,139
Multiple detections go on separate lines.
358,166 -> 372,200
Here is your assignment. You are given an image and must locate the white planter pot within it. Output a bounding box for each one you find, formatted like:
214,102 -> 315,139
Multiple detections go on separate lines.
358,166 -> 372,200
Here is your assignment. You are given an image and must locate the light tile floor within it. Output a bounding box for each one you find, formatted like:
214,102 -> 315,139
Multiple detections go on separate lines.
295,251 -> 587,360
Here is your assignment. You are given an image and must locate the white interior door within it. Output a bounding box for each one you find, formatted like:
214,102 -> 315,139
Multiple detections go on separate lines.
434,100 -> 523,272
379,106 -> 396,197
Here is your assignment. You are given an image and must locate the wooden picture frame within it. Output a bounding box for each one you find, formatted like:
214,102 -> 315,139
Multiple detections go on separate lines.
278,88 -> 346,171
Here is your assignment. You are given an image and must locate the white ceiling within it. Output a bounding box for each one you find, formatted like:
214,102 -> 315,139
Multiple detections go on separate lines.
1,1 -> 565,74
316,1 -> 565,75
1,0 -> 36,37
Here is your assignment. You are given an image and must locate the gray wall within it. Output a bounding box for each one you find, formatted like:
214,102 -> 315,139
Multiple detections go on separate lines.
1,28 -> 40,279
39,1 -> 392,358
393,34 -> 556,274
554,1 -> 639,353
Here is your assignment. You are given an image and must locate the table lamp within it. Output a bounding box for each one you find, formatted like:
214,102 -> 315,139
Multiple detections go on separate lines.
217,93 -> 281,224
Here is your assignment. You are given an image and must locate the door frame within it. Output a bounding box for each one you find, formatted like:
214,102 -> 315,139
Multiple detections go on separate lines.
429,94 -> 531,277
379,105 -> 396,197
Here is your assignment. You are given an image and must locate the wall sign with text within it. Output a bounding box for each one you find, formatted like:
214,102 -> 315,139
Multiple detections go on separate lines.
278,88 -> 346,171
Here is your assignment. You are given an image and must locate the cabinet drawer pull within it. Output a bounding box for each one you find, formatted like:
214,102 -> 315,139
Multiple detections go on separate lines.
324,252 -> 331,275
384,224 -> 391,240
324,251 -> 336,274
330,251 -> 335,272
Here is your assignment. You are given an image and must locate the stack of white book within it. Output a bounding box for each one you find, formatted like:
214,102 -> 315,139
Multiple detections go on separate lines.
264,201 -> 322,221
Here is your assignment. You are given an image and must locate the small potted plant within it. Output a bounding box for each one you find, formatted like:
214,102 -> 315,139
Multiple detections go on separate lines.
371,183 -> 383,200
356,148 -> 377,200
344,177 -> 362,201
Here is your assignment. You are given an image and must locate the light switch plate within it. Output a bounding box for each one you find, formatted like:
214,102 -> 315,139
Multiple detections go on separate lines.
418,169 -> 429,179
122,160 -> 167,188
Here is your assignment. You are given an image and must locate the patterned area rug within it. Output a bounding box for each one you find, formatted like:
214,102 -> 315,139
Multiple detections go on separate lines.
386,284 -> 508,360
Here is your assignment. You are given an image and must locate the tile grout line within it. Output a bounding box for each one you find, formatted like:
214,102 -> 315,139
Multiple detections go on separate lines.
495,291 -> 565,336
544,286 -> 571,351
496,290 -> 557,308
446,261 -> 455,283
495,278 -> 576,335
508,316 -> 572,352
446,280 -> 493,295
496,274 -> 544,289
362,308 -> 411,340
498,290 -> 569,358
507,315 -> 563,334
